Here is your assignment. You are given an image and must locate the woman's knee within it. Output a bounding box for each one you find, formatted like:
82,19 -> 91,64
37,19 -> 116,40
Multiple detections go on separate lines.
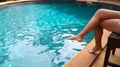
94,9 -> 108,19
97,9 -> 108,13
96,9 -> 106,13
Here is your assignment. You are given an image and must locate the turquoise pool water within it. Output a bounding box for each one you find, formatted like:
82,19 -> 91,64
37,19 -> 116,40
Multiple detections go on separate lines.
0,2 -> 99,67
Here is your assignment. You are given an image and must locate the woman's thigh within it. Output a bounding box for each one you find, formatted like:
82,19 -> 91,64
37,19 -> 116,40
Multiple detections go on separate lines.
95,9 -> 120,20
101,19 -> 120,34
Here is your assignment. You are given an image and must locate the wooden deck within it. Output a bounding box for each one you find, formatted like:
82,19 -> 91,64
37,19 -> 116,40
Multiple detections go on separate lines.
91,47 -> 120,67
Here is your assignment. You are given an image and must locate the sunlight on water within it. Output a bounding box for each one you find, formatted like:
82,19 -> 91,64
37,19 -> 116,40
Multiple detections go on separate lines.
0,2 -> 99,67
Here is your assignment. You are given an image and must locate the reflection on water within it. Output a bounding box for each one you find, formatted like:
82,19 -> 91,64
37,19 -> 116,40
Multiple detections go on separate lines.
0,3 -> 97,67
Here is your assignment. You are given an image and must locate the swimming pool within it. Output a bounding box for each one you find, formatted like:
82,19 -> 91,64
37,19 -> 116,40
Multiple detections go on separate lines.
0,2 -> 119,67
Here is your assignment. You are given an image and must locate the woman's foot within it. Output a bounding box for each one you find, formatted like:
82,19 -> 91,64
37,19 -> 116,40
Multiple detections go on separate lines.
68,35 -> 83,42
88,46 -> 102,54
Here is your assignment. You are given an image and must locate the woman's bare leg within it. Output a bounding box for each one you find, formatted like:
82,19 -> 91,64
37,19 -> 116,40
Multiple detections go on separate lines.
69,9 -> 120,41
89,19 -> 120,53
88,26 -> 103,54
69,9 -> 120,53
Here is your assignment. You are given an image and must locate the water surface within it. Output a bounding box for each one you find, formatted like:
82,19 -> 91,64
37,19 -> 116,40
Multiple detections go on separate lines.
0,3 -> 99,67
